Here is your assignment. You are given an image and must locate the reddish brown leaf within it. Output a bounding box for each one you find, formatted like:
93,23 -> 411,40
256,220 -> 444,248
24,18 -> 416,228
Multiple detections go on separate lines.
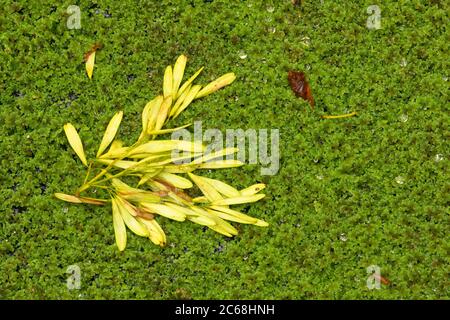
288,70 -> 315,108
83,42 -> 103,62
374,274 -> 390,285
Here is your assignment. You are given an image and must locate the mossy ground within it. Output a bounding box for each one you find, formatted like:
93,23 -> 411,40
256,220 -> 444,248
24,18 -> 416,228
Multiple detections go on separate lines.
0,0 -> 448,299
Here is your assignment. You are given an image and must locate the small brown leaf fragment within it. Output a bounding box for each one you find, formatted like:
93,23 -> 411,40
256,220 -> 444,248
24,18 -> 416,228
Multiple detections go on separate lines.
291,0 -> 304,7
288,70 -> 314,108
83,43 -> 103,62
374,274 -> 390,285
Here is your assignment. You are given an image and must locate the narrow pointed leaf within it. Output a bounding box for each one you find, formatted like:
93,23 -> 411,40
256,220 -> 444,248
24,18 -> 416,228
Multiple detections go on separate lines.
171,84 -> 191,114
137,217 -> 166,246
187,173 -> 222,202
196,160 -> 243,169
86,51 -> 95,80
154,96 -> 172,131
63,123 -> 88,166
97,159 -> 138,169
240,183 -> 266,196
140,203 -> 186,221
54,193 -> 82,203
208,219 -> 238,237
141,97 -> 160,137
147,123 -> 191,135
208,206 -> 258,224
97,111 -> 123,157
147,95 -> 164,134
211,194 -> 265,206
192,148 -> 239,164
130,140 -> 205,155
157,172 -> 193,189
177,66 -> 204,99
196,72 -> 236,98
172,55 -> 187,99
163,65 -> 173,98
192,196 -> 208,203
116,197 -> 149,237
171,85 -> 202,118
112,198 -> 127,251
201,177 -> 240,197
187,215 -> 216,226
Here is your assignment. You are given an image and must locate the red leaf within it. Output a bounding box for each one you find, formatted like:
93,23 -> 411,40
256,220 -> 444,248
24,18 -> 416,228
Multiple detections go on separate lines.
288,70 -> 314,108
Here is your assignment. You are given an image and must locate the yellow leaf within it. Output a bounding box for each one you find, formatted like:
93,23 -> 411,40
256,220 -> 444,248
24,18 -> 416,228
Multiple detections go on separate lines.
97,159 -> 138,169
131,153 -> 196,170
128,154 -> 169,161
171,84 -> 191,114
208,225 -> 233,237
214,219 -> 238,236
112,198 -> 127,251
141,98 -> 159,137
146,95 -> 164,134
200,177 -> 240,197
147,123 -> 191,135
108,140 -> 123,152
192,196 -> 208,203
188,215 -> 217,226
154,96 -> 172,131
157,171 -> 193,189
172,55 -> 187,99
187,172 -> 222,202
54,193 -> 82,203
130,140 -> 205,155
164,203 -> 197,216
177,67 -> 204,99
196,160 -> 243,169
97,111 -> 123,157
99,140 -> 128,159
171,85 -> 202,118
196,72 -> 236,98
255,220 -> 269,227
137,217 -> 166,246
140,203 -> 186,221
240,183 -> 266,196
86,51 -> 95,80
116,197 -> 149,237
186,206 -> 217,226
116,197 -> 138,217
208,206 -> 258,224
54,193 -> 107,205
163,65 -> 173,98
137,170 -> 164,187
163,165 -> 196,174
63,123 -> 88,166
78,197 -> 108,205
192,148 -> 239,164
111,178 -> 161,203
208,218 -> 238,237
211,194 -> 265,206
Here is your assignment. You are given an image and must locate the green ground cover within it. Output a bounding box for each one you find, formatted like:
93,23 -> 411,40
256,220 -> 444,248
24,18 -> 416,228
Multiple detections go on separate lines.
0,0 -> 448,299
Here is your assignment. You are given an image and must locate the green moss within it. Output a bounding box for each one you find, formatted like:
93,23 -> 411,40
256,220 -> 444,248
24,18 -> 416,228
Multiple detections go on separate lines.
0,0 -> 448,299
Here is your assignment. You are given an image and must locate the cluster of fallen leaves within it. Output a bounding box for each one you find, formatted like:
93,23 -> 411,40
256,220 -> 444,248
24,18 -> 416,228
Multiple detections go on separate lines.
56,54 -> 268,251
